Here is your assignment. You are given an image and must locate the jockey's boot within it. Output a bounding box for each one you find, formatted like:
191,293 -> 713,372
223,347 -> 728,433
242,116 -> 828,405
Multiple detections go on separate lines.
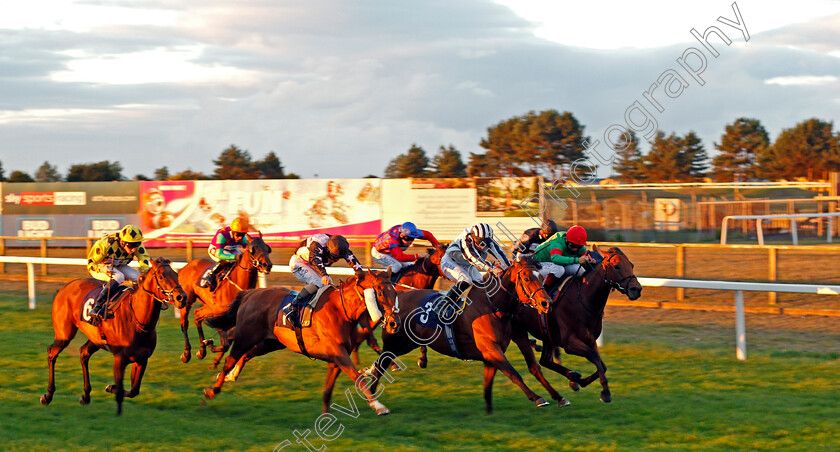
390,269 -> 403,284
283,284 -> 317,328
89,280 -> 119,326
203,262 -> 223,291
543,273 -> 559,295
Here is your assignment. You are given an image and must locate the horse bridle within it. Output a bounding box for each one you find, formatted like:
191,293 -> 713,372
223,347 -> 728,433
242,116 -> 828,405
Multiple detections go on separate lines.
596,253 -> 637,295
143,262 -> 182,304
500,264 -> 549,310
237,242 -> 270,272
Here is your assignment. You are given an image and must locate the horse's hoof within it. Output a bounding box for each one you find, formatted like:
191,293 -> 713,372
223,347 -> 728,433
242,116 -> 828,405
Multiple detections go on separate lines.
181,351 -> 191,363
390,364 -> 399,372
417,358 -> 427,369
569,381 -> 580,392
40,394 -> 51,405
196,349 -> 206,360
569,371 -> 582,381
557,397 -> 571,408
375,406 -> 391,416
203,387 -> 217,399
105,384 -> 113,393
210,346 -> 225,353
202,339 -> 215,347
80,395 -> 90,405
535,397 -> 550,407
600,393 -> 612,403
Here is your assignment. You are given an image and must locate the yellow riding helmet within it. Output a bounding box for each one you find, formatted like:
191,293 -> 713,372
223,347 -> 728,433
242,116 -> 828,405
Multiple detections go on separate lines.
230,217 -> 248,233
119,225 -> 144,243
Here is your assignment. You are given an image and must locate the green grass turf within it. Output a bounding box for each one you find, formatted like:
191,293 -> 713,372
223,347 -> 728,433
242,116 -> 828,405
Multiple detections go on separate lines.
2,287 -> 839,451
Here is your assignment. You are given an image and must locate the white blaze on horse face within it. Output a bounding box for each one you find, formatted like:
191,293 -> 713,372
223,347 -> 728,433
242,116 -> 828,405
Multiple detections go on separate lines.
363,288 -> 383,323
532,270 -> 540,281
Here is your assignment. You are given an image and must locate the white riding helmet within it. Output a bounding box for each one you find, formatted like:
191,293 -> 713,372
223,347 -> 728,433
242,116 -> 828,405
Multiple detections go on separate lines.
470,223 -> 494,241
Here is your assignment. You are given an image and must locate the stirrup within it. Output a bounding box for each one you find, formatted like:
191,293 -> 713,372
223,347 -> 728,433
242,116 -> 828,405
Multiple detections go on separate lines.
282,304 -> 301,328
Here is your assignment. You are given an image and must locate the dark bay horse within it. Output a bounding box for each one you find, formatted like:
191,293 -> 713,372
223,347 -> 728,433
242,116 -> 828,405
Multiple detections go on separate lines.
512,245 -> 642,403
203,269 -> 401,416
176,233 -> 272,364
41,257 -> 186,415
370,256 -> 556,413
351,246 -> 447,364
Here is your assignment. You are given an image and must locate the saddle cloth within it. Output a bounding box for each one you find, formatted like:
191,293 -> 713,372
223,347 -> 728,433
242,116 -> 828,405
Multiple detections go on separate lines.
80,285 -> 130,323
274,285 -> 332,329
411,285 -> 473,359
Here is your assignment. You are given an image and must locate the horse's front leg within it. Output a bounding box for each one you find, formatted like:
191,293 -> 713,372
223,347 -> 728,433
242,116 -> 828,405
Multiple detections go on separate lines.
125,359 -> 148,398
564,339 -> 610,403
105,355 -> 128,415
538,346 -> 582,389
79,340 -> 100,405
334,354 -> 390,416
482,349 -> 549,411
512,330 -> 569,407
180,303 -> 193,363
323,363 -> 342,413
195,317 -> 211,360
41,337 -> 72,405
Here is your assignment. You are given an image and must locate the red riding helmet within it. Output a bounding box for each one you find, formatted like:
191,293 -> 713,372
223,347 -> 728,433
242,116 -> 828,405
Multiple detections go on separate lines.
566,225 -> 587,246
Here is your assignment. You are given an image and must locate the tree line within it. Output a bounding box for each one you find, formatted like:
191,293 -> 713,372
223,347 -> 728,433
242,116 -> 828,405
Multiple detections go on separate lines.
385,112 -> 840,182
3,113 -> 838,182
0,145 -> 299,182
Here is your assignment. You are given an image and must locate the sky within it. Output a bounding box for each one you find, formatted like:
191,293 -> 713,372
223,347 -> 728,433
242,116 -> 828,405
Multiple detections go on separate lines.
1,0 -> 839,180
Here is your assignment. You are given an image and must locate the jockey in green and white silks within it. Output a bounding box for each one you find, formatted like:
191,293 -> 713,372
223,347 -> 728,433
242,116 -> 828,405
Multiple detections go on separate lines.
532,225 -> 596,290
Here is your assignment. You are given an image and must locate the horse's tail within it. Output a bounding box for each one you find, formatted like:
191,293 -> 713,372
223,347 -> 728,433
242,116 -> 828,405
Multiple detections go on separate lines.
205,291 -> 245,330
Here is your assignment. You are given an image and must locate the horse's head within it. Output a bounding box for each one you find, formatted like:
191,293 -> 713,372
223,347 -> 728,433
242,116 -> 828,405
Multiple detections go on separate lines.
428,246 -> 446,277
592,245 -> 642,300
355,268 -> 401,334
244,231 -> 273,274
142,257 -> 187,309
504,256 -> 551,314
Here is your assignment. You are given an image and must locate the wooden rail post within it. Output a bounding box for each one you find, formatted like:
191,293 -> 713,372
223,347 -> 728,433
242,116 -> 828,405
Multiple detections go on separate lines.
365,241 -> 374,268
0,236 -> 4,273
676,244 -> 685,301
40,238 -> 48,275
768,247 -> 777,304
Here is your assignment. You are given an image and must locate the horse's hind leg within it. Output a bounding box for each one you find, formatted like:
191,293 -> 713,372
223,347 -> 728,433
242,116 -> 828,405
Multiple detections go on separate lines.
79,340 -> 100,405
483,364 -> 496,414
205,338 -> 257,399
481,343 -> 549,410
565,340 -> 610,402
41,336 -> 73,405
417,345 -> 428,368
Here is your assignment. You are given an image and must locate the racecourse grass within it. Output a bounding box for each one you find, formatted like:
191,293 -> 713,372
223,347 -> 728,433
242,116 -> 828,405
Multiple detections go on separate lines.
3,285 -> 840,451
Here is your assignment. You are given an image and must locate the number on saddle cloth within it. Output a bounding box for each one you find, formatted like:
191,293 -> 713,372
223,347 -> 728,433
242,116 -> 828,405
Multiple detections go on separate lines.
80,285 -> 130,323
411,291 -> 465,359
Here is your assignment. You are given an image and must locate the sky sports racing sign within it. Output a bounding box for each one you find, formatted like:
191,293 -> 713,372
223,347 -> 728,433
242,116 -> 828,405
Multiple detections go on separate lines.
1,182 -> 139,214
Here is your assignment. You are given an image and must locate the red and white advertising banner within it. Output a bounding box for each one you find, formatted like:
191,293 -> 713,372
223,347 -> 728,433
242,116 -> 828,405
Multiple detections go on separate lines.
139,179 -> 382,246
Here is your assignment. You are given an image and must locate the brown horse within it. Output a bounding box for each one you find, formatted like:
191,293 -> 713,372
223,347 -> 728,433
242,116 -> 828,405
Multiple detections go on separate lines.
369,256 -> 556,413
40,257 -> 186,415
351,246 -> 447,364
176,233 -> 272,364
203,269 -> 401,416
512,245 -> 642,403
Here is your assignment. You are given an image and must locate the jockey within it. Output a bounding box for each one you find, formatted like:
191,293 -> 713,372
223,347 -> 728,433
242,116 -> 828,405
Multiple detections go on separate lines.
86,225 -> 151,326
441,223 -> 511,285
511,219 -> 559,259
532,225 -> 596,292
371,222 -> 441,277
201,217 -> 250,292
285,234 -> 364,327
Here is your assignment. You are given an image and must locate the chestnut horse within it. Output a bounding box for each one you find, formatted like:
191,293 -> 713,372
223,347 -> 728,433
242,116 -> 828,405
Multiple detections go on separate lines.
176,233 -> 272,364
369,256 -> 556,413
203,269 -> 401,416
41,257 -> 186,415
512,245 -> 642,403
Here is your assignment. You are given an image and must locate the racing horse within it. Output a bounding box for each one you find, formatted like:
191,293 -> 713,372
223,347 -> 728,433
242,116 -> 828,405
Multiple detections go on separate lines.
512,245 -> 642,403
368,256 -> 557,413
351,246 -> 447,364
176,232 -> 272,364
40,257 -> 186,415
203,269 -> 401,416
